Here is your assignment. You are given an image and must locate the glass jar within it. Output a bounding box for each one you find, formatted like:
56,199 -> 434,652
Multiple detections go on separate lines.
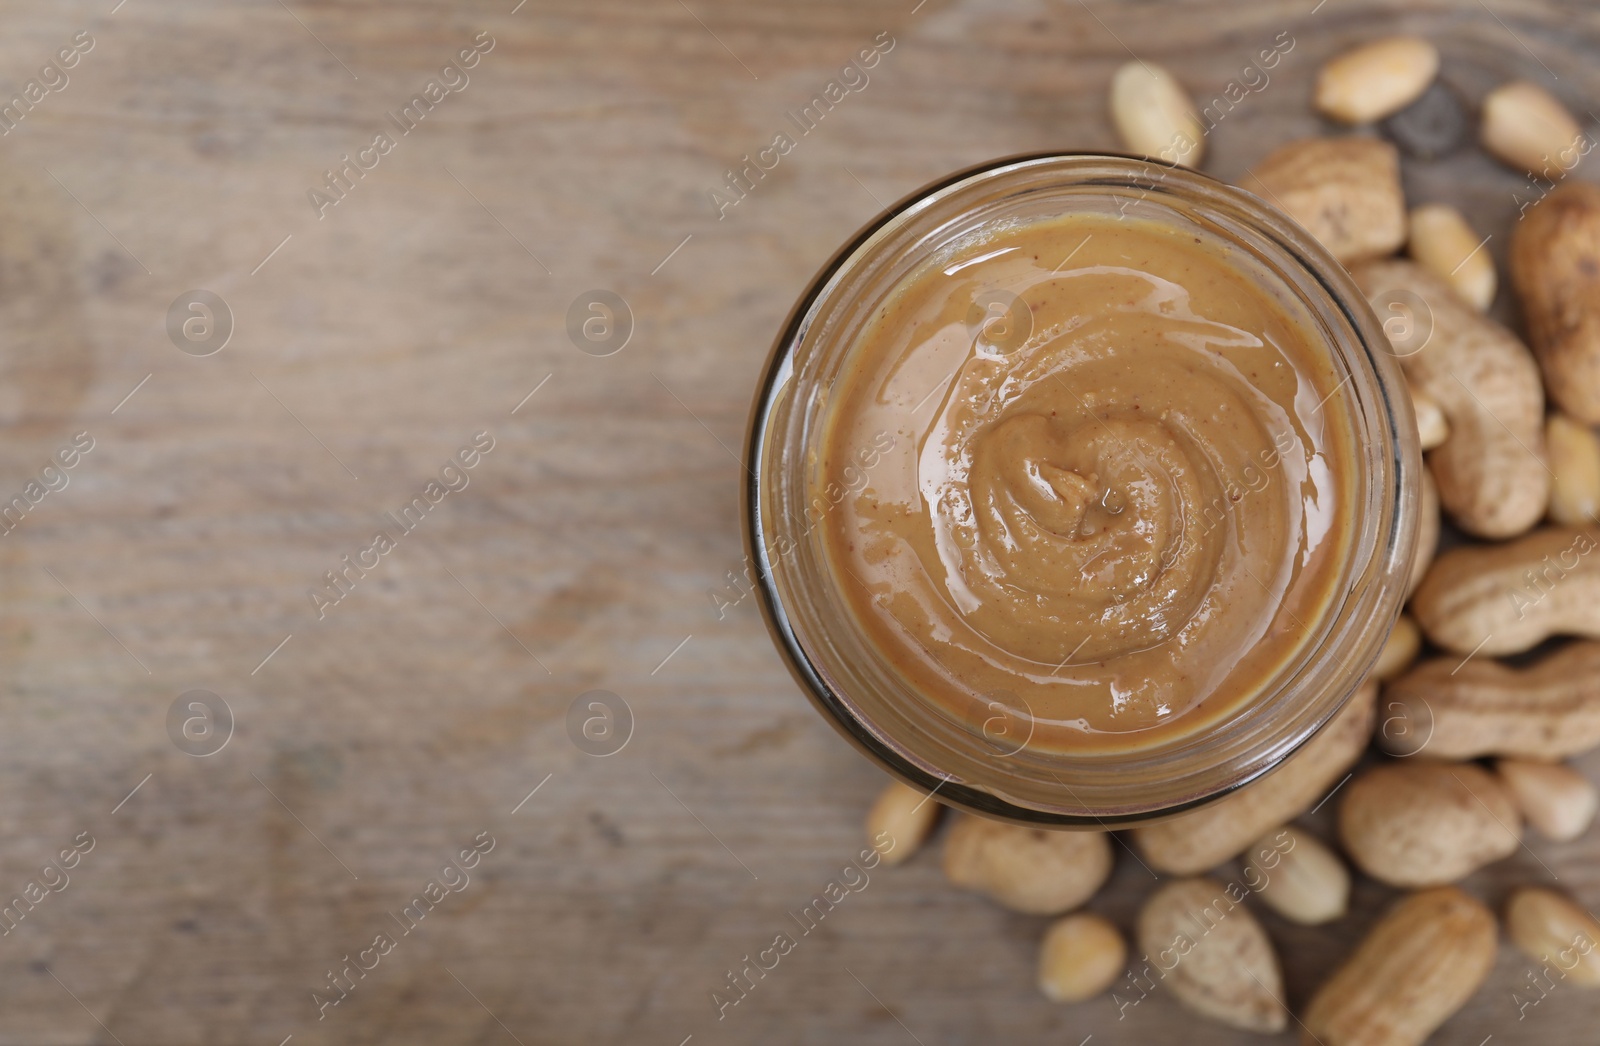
744,154 -> 1420,828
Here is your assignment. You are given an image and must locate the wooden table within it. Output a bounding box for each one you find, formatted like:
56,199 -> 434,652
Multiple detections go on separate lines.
0,0 -> 1595,1041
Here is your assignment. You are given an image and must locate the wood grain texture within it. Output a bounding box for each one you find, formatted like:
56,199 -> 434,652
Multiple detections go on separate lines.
0,0 -> 1594,1042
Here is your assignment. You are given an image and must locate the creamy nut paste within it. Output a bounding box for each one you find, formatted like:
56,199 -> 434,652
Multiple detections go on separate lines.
822,212 -> 1357,753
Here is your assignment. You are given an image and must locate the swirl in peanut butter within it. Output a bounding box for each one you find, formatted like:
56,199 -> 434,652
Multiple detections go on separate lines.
823,214 -> 1355,752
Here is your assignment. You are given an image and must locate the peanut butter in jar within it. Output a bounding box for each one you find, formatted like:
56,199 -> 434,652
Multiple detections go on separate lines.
821,212 -> 1358,754
748,156 -> 1417,823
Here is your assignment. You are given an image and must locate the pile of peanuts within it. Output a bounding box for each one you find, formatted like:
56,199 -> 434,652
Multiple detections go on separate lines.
863,36 -> 1600,1044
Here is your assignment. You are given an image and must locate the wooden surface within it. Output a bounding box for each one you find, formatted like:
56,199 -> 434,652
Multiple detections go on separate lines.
0,0 -> 1596,1042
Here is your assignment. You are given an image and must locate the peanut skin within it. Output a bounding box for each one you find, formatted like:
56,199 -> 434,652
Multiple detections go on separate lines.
942,817 -> 1112,915
1109,61 -> 1204,166
1244,138 -> 1405,263
1302,887 -> 1497,1046
1137,878 -> 1287,1032
1038,912 -> 1126,1003
1408,203 -> 1495,310
1354,260 -> 1547,538
1410,526 -> 1600,655
1512,182 -> 1600,424
1133,684 -> 1375,874
1337,761 -> 1520,887
1408,385 -> 1450,449
1314,37 -> 1439,125
1482,81 -> 1583,175
1373,614 -> 1421,681
1506,888 -> 1600,987
1244,826 -> 1350,925
1496,759 -> 1600,841
1407,469 -> 1439,598
1546,414 -> 1600,525
865,780 -> 942,865
1380,641 -> 1600,760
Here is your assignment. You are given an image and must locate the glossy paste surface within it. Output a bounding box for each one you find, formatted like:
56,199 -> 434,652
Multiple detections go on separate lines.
821,213 -> 1357,753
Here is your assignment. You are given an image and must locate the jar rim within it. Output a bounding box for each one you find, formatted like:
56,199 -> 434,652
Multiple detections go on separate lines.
744,152 -> 1420,828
